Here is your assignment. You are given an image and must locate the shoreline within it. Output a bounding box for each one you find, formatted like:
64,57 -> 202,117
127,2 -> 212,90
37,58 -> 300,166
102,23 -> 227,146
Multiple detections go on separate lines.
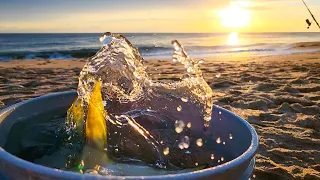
0,51 -> 320,69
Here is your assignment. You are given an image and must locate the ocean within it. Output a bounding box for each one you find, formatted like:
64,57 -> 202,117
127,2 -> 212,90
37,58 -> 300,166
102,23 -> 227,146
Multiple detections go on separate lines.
0,32 -> 320,60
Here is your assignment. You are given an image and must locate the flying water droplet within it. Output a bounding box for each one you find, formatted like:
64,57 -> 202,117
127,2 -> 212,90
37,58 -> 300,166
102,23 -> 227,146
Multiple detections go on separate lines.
175,120 -> 185,133
178,136 -> 190,149
210,154 -> 215,160
198,60 -> 204,65
187,122 -> 192,128
163,147 -> 169,156
178,143 -> 184,149
183,142 -> 189,149
177,105 -> 182,112
229,134 -> 233,140
181,97 -> 188,102
196,138 -> 203,147
216,137 -> 221,144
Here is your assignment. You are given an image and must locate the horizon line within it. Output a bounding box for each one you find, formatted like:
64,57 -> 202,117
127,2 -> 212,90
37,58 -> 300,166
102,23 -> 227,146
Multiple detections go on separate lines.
0,31 -> 320,34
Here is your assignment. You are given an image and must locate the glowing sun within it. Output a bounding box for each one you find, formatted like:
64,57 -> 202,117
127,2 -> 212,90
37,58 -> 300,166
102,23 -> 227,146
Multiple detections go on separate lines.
218,1 -> 252,28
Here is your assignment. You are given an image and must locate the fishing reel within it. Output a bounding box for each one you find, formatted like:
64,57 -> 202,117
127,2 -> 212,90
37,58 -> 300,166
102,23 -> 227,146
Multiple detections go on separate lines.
306,19 -> 312,29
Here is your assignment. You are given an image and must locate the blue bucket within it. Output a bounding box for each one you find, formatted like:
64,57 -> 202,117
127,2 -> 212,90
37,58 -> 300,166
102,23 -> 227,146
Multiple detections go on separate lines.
0,92 -> 258,180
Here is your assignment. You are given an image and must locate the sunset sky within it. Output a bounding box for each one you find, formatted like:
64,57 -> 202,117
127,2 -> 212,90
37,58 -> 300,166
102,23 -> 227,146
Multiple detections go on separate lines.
0,0 -> 319,33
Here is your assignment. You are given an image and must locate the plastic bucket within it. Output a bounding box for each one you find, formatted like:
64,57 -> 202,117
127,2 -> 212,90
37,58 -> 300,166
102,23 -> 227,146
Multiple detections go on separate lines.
0,91 -> 258,180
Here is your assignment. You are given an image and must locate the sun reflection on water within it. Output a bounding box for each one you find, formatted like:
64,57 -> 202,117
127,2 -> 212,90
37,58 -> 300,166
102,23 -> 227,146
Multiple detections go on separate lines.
228,32 -> 239,46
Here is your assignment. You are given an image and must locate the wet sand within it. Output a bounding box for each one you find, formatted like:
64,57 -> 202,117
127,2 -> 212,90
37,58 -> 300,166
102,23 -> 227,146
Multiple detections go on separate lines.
0,51 -> 320,179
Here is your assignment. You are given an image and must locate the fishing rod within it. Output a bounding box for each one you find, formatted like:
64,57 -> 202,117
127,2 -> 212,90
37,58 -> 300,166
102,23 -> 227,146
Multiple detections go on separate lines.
301,0 -> 320,29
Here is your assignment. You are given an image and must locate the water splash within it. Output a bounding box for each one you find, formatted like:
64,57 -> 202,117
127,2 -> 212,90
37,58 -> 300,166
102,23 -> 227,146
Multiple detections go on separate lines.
66,32 -> 214,173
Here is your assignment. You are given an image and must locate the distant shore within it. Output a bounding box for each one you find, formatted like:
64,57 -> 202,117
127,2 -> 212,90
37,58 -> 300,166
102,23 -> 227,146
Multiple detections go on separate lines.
0,51 -> 320,179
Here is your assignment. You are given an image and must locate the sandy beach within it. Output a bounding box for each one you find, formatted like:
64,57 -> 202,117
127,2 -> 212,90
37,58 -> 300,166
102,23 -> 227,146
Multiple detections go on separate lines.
0,48 -> 320,179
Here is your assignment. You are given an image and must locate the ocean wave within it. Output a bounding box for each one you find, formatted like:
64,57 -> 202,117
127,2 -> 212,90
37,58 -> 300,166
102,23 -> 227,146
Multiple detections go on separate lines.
0,46 -> 276,60
222,48 -> 275,53
137,43 -> 270,51
0,48 -> 99,60
288,41 -> 320,50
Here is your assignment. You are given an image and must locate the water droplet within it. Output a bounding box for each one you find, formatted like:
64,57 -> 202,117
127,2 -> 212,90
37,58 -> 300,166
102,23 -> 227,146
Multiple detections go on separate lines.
177,105 -> 182,112
175,120 -> 185,133
160,140 -> 164,144
210,154 -> 215,160
183,142 -> 189,149
187,67 -> 194,73
219,111 -> 222,115
198,60 -> 204,65
229,134 -> 233,140
187,122 -> 192,128
178,143 -> 184,149
216,137 -> 221,144
221,157 -> 224,161
216,73 -> 221,78
196,138 -> 203,147
178,136 -> 190,149
223,142 -> 226,145
181,97 -> 188,102
195,162 -> 199,166
163,147 -> 169,155
115,148 -> 119,153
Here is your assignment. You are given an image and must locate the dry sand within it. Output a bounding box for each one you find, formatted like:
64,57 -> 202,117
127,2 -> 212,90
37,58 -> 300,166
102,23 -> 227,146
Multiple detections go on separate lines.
0,51 -> 320,179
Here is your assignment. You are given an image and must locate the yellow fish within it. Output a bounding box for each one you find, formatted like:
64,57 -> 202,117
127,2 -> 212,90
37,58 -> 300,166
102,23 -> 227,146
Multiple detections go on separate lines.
67,81 -> 110,171
85,81 -> 107,150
